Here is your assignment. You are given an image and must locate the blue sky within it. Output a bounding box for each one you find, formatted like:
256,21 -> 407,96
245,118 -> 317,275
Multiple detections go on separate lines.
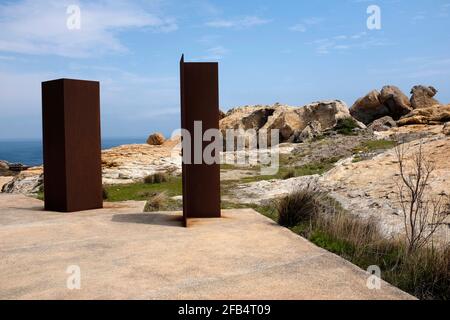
0,0 -> 449,139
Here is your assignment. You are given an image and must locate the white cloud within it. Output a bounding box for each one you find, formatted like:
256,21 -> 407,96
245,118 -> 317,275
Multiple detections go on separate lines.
308,31 -> 389,54
289,24 -> 307,32
205,16 -> 270,29
203,46 -> 229,60
0,0 -> 177,58
289,17 -> 322,32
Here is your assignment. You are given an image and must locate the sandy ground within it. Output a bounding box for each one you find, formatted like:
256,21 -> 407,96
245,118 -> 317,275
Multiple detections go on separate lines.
0,194 -> 413,300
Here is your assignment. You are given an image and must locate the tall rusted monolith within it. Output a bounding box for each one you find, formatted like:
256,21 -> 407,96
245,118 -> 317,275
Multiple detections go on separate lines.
180,55 -> 221,226
42,78 -> 103,212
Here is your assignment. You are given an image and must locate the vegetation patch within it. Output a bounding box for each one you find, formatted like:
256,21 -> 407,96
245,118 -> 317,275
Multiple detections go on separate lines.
334,118 -> 360,136
261,187 -> 449,300
353,139 -> 397,154
143,191 -> 182,212
104,177 -> 182,202
144,172 -> 168,184
238,157 -> 340,183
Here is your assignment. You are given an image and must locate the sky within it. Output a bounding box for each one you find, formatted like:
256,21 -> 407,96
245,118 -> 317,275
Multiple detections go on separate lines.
0,0 -> 449,139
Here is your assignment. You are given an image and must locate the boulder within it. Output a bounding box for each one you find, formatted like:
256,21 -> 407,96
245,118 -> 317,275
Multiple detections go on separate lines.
220,101 -> 361,144
410,85 -> 440,109
397,105 -> 450,126
297,121 -> 322,142
261,107 -> 303,141
262,100 -> 360,142
443,122 -> 450,136
379,85 -> 412,119
220,106 -> 275,132
146,132 -> 165,146
350,86 -> 412,125
0,160 -> 9,170
350,90 -> 388,125
368,116 -> 397,132
1,173 -> 43,194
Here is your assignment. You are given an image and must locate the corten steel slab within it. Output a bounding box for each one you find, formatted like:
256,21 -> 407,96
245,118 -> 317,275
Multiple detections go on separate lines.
41,79 -> 103,212
180,55 -> 221,225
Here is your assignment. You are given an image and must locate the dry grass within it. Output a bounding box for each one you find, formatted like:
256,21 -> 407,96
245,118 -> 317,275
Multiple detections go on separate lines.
144,172 -> 168,184
143,191 -> 183,212
143,192 -> 169,211
275,187 -> 450,300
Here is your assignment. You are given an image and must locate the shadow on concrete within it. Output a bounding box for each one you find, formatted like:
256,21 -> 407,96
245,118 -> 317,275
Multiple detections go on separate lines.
111,213 -> 183,227
7,206 -> 45,212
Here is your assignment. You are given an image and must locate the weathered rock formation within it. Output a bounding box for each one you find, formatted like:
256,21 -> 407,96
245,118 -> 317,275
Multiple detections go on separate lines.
368,116 -> 397,132
410,85 -> 440,109
350,86 -> 412,124
444,122 -> 450,136
297,120 -> 322,142
146,132 -> 165,145
220,100 -> 362,143
349,90 -> 387,125
0,160 -> 8,170
397,105 -> 450,126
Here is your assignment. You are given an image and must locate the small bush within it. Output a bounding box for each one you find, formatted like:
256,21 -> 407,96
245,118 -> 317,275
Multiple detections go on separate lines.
144,192 -> 168,211
143,192 -> 183,212
276,185 -> 335,227
334,118 -> 359,135
282,169 -> 296,180
144,172 -> 168,184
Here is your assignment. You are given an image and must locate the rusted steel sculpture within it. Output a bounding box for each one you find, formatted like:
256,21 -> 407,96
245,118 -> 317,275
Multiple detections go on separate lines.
180,55 -> 221,226
42,79 -> 103,212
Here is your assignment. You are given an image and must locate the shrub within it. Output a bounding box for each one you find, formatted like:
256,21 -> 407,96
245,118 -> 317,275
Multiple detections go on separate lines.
282,169 -> 296,180
144,172 -> 168,184
276,185 -> 336,227
334,118 -> 359,135
144,192 -> 168,211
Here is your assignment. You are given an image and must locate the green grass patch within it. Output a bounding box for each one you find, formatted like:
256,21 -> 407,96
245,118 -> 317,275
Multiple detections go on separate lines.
353,139 -> 397,154
104,177 -> 182,202
334,118 -> 360,136
238,157 -> 340,183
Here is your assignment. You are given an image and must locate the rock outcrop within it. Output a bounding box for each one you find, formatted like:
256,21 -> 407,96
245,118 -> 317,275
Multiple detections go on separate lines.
2,171 -> 43,194
410,85 -> 440,109
146,133 -> 165,145
350,86 -> 412,125
443,122 -> 450,136
397,105 -> 450,126
368,116 -> 397,132
220,100 -> 362,143
379,86 -> 412,118
0,160 -> 8,170
349,90 -> 387,125
297,121 -> 322,142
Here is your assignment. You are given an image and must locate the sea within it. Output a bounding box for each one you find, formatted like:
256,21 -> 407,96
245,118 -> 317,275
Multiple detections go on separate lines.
0,137 -> 145,166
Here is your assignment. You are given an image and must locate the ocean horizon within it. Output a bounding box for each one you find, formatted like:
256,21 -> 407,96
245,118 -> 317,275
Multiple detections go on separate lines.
0,137 -> 146,166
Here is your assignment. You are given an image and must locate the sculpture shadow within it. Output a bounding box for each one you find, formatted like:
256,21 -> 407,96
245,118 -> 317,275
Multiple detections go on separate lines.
8,206 -> 45,212
111,212 -> 183,227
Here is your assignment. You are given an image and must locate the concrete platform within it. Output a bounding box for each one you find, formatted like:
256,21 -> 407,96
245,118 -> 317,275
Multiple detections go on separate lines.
0,194 -> 413,300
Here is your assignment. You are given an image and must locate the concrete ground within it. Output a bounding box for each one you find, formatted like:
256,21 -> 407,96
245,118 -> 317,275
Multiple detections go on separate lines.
0,194 -> 413,300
